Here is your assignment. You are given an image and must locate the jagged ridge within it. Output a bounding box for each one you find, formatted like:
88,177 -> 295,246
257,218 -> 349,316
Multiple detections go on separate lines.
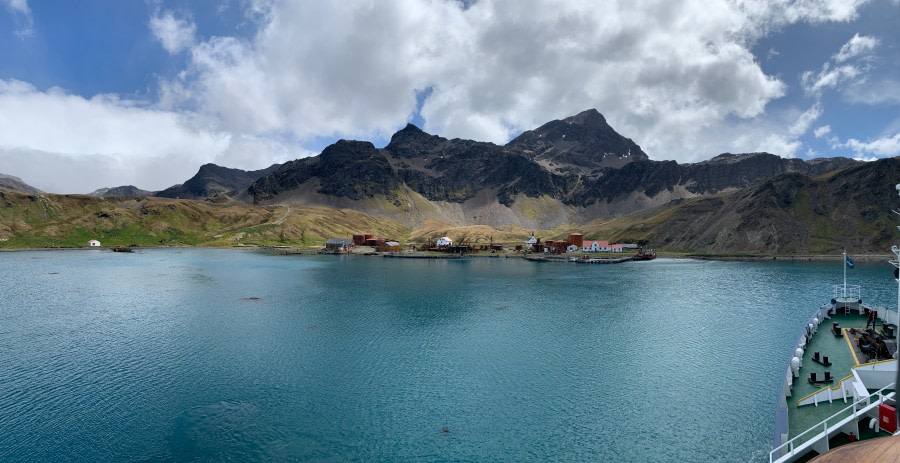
157,163 -> 281,199
246,109 -> 859,227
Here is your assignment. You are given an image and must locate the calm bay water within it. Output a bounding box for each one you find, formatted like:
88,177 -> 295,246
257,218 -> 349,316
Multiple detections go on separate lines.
0,249 -> 896,462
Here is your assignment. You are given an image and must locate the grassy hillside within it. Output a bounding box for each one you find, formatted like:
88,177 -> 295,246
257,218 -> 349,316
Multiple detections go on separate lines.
408,218 -> 542,245
0,192 -> 409,248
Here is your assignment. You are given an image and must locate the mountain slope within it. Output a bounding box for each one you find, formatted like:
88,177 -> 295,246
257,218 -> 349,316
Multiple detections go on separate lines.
0,173 -> 43,194
157,163 -> 281,199
582,157 -> 900,254
568,152 -> 858,209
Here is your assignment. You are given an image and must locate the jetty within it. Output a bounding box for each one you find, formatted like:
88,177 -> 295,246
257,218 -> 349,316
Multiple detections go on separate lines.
383,253 -> 462,259
575,256 -> 633,264
525,254 -> 632,264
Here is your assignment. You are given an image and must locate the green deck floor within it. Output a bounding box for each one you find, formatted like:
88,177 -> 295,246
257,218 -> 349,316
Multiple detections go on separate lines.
787,312 -> 896,443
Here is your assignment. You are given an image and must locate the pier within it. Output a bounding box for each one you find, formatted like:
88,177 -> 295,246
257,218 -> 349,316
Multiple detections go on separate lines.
524,255 -> 633,264
383,253 -> 462,259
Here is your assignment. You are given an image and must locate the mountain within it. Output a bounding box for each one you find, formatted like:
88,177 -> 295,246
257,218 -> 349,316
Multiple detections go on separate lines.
246,109 -> 859,228
1,157 -> 894,255
89,185 -> 153,197
0,173 -> 43,194
583,157 -> 900,254
506,109 -> 649,172
1,108 -> 881,254
157,163 -> 281,200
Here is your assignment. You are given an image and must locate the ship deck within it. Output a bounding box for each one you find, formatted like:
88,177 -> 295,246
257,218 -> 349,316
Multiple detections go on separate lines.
788,312 -> 896,447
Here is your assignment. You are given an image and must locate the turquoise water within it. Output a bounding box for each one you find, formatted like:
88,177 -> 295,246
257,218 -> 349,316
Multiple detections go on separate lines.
0,249 -> 895,462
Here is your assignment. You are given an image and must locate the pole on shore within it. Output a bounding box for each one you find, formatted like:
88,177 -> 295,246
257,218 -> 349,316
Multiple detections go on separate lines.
843,250 -> 847,299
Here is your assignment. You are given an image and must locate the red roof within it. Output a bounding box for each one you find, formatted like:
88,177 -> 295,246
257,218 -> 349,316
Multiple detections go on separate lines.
582,240 -> 613,248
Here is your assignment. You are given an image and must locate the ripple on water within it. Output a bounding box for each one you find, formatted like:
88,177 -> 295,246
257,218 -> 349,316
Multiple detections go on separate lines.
0,251 -> 894,462
167,401 -> 285,461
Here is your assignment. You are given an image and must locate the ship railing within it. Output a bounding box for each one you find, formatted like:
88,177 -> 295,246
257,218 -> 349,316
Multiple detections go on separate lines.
832,284 -> 860,301
770,381 -> 896,463
774,306 -> 830,450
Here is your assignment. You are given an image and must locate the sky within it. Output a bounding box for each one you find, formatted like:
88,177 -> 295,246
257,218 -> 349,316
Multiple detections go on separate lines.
0,0 -> 898,193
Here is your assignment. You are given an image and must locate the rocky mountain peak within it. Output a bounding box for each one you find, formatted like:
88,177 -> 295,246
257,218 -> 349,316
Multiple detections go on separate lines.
399,123 -> 423,134
385,124 -> 447,158
566,108 -> 610,129
320,140 -> 379,162
505,108 -> 649,171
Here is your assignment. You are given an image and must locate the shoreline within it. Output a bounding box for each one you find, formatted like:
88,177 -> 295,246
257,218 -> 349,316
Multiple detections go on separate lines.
0,245 -> 252,253
677,253 -> 891,262
0,245 -> 893,263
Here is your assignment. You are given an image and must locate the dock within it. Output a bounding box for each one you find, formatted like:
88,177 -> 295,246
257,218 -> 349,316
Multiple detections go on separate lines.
383,253 -> 462,259
525,255 -> 632,264
575,257 -> 633,264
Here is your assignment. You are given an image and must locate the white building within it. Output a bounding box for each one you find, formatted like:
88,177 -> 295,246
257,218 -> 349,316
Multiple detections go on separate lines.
88,239 -> 101,247
525,233 -> 537,245
436,236 -> 452,247
582,240 -> 609,252
566,244 -> 579,252
610,244 -> 623,253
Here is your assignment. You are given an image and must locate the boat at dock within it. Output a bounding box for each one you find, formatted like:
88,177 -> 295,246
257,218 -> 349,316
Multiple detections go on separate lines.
633,246 -> 656,261
770,184 -> 900,462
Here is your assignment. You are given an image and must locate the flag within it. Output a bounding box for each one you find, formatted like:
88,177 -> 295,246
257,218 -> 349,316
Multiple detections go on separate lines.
846,255 -> 854,269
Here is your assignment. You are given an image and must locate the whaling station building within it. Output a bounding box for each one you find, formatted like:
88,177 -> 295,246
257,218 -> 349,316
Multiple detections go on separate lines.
529,232 -> 632,254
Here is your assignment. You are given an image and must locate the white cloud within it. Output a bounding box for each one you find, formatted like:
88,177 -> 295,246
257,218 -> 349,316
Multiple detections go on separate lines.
3,0 -> 33,36
1,0 -> 879,192
0,79 -> 295,193
788,103 -> 822,137
801,33 -> 880,96
3,0 -> 28,14
840,134 -> 900,157
834,33 -> 879,62
159,0 -> 873,162
733,0 -> 867,38
813,125 -> 831,138
149,10 -> 196,54
843,79 -> 900,105
801,64 -> 862,95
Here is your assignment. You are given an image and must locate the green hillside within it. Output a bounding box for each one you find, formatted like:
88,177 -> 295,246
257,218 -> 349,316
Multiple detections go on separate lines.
0,192 -> 409,249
